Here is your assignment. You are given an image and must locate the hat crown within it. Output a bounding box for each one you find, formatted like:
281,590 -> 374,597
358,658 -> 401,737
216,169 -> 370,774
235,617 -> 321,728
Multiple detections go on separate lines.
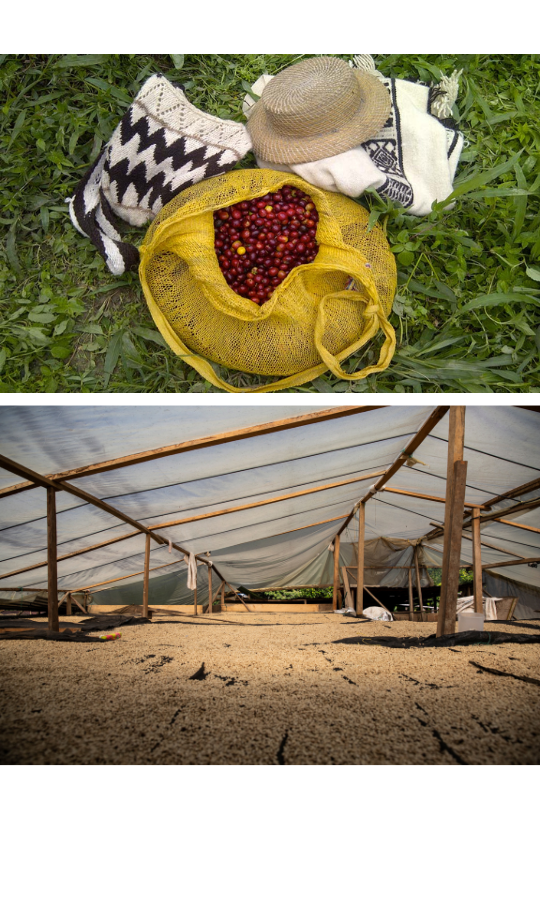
261,57 -> 363,138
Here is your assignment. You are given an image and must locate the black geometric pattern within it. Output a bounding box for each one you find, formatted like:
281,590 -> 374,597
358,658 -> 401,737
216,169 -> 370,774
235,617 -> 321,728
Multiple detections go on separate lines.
361,78 -> 414,209
67,74 -> 252,275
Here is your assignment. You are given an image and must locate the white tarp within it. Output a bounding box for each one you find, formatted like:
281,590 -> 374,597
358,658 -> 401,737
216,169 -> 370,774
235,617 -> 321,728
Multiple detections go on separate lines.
1,405 -> 538,612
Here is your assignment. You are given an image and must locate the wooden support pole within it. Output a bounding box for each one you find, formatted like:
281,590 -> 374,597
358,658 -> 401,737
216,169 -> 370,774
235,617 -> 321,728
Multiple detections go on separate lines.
220,582 -> 225,613
438,460 -> 469,636
66,592 -> 72,616
204,580 -> 224,613
472,507 -> 483,614
341,567 -> 354,610
437,407 -> 466,637
47,486 -> 59,632
363,585 -> 392,615
193,584 -> 198,617
333,535 -> 341,610
207,565 -> 212,614
414,547 -> 425,622
142,533 -> 151,618
356,502 -> 365,616
408,566 -> 414,621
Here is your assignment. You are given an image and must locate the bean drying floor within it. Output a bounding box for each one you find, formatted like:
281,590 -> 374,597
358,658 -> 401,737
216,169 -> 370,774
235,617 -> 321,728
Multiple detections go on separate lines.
1,612 -> 539,765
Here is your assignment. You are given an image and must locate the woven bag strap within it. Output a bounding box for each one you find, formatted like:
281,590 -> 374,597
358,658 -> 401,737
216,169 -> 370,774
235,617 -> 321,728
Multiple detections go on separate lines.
312,246 -> 396,381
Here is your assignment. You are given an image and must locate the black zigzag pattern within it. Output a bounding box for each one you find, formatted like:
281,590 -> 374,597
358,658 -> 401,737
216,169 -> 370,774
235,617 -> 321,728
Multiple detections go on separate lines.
68,78 -> 250,274
106,107 -> 227,208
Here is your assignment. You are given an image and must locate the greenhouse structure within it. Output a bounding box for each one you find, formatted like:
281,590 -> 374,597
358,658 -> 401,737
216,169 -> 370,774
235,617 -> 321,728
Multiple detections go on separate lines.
1,404 -> 539,632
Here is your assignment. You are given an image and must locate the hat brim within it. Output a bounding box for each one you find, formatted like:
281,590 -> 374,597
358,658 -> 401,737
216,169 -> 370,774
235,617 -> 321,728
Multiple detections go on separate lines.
247,70 -> 391,165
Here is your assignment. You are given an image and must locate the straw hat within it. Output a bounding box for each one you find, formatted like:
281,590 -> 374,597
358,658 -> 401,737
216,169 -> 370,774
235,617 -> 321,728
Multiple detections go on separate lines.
247,56 -> 391,165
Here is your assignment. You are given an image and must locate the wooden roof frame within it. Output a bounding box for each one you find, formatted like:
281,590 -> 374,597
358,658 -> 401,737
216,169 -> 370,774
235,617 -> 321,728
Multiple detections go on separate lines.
0,405 -> 383,499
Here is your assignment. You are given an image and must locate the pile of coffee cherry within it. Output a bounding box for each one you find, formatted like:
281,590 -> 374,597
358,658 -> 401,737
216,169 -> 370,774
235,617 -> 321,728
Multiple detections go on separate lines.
213,185 -> 319,305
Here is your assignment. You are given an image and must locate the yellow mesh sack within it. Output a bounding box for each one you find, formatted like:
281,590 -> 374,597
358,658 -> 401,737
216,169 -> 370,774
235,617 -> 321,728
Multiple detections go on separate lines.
139,169 -> 397,393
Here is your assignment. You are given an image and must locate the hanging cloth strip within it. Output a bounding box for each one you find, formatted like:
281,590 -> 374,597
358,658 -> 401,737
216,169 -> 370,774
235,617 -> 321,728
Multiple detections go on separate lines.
184,552 -> 198,591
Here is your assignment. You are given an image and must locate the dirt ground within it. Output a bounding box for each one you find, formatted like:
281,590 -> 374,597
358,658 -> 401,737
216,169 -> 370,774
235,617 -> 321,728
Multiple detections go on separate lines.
1,612 -> 539,765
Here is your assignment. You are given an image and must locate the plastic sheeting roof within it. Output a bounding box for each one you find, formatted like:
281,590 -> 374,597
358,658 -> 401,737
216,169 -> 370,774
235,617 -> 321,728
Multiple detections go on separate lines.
0,405 -> 539,604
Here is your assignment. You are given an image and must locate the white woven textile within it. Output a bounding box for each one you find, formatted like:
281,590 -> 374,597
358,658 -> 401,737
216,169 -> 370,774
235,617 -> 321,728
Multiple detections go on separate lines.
243,62 -> 464,216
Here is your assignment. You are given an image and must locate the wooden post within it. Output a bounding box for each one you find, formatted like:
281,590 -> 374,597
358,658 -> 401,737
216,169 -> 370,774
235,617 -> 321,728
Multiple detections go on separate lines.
414,547 -> 425,622
66,592 -> 72,616
220,582 -> 225,613
47,486 -> 59,632
341,567 -> 354,610
438,460 -> 469,636
193,584 -> 198,616
408,566 -> 414,621
332,535 -> 341,610
142,533 -> 151,618
356,502 -> 365,616
207,565 -> 212,614
472,507 -> 483,614
437,407 -> 466,637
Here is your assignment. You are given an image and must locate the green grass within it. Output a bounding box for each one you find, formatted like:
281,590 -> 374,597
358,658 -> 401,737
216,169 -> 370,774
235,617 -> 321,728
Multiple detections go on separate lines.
1,53 -> 539,393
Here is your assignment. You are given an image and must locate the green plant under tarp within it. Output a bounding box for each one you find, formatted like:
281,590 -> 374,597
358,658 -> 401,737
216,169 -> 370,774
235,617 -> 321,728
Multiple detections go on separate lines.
264,588 -> 334,601
428,568 -> 474,586
1,54 -> 539,392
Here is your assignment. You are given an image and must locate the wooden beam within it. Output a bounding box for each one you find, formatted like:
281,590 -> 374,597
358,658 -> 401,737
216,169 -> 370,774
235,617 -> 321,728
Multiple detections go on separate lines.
66,592 -> 72,616
333,534 -> 341,611
0,529 -> 141,583
359,406 -> 450,506
193,583 -> 198,617
224,584 -> 252,612
463,531 -> 525,560
436,407 -> 465,637
482,475 -> 540,510
203,579 -> 224,614
341,566 -> 354,610
207,565 -> 212,615
470,496 -> 540,526
0,558 -> 185,595
0,451 -> 205,572
438,460 -> 469,637
47,486 -> 59,633
408,566 -> 414,621
482,556 -> 540,570
357,502 -> 365,616
0,453 -> 174,550
0,507 -> 356,588
142,534 -> 151,618
495,518 -> 540,535
426,523 -> 527,560
220,582 -> 225,614
363,585 -> 392,615
425,495 -> 540,542
414,546 -> 425,622
0,406 -> 385,498
382,486 -> 482,509
69,593 -> 89,616
0,469 -> 385,587
269,513 -> 348,540
472,508 -> 483,615
153,470 -> 386,532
